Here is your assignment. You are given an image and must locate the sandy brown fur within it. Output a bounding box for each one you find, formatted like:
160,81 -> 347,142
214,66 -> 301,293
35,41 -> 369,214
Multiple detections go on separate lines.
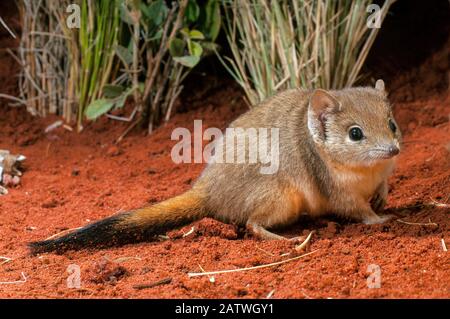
30,81 -> 401,253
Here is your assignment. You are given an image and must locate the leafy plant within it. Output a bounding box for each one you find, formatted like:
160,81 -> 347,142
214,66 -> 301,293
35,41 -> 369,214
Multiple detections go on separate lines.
85,85 -> 135,120
15,0 -> 121,131
15,0 -> 220,135
75,0 -> 121,131
85,0 -> 221,136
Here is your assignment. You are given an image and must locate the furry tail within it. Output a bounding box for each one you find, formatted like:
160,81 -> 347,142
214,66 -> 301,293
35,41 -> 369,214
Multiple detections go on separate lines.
29,189 -> 207,254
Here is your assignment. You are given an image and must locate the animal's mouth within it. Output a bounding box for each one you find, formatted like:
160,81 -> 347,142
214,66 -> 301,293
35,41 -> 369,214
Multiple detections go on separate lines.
369,147 -> 400,160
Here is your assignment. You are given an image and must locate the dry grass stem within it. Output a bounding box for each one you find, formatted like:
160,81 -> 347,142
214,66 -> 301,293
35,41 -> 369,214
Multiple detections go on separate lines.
188,249 -> 318,277
0,272 -> 27,285
45,227 -> 82,241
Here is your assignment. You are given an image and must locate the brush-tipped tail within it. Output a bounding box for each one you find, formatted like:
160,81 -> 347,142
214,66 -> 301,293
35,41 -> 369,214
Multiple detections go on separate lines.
29,189 -> 206,254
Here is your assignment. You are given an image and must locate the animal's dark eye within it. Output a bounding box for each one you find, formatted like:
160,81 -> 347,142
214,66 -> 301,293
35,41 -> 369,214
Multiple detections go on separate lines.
389,119 -> 397,133
349,126 -> 364,141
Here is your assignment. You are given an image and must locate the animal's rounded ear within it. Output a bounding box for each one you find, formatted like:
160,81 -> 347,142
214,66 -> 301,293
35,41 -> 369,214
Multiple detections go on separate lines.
307,89 -> 341,141
375,79 -> 385,92
309,89 -> 341,115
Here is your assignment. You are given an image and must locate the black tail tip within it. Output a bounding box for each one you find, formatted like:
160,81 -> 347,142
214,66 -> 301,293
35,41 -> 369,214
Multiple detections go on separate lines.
28,239 -> 67,255
27,212 -> 141,254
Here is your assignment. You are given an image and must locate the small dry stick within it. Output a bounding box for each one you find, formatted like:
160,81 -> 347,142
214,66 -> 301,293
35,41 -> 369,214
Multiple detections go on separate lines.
295,231 -> 314,252
0,272 -> 27,285
63,125 -> 73,132
132,277 -> 172,290
428,198 -> 450,208
266,289 -> 275,299
0,17 -> 16,39
396,219 -> 438,227
158,235 -> 170,241
182,226 -> 195,238
0,256 -> 13,265
198,264 -> 215,283
188,249 -> 319,277
441,239 -> 448,252
45,227 -> 82,241
116,117 -> 142,143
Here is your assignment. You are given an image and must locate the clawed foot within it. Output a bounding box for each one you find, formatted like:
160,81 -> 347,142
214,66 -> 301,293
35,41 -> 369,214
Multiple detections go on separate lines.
247,222 -> 307,242
363,214 -> 395,225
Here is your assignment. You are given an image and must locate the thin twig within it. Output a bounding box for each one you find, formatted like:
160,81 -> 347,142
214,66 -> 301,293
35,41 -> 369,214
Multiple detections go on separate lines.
295,231 -> 314,252
266,289 -> 275,299
106,107 -> 137,122
116,117 -> 142,143
0,93 -> 27,105
0,272 -> 27,285
0,256 -> 13,265
182,226 -> 195,238
441,239 -> 448,252
0,16 -> 17,38
188,249 -> 319,277
428,198 -> 450,208
198,264 -> 215,283
45,227 -> 82,241
132,277 -> 172,290
396,219 -> 438,227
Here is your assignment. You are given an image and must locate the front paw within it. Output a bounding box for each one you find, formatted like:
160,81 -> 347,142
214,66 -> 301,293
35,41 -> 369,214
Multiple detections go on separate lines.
363,214 -> 395,225
370,193 -> 386,213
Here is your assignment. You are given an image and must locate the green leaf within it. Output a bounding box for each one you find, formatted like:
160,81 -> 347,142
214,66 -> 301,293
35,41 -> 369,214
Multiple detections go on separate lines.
185,0 -> 200,23
173,55 -> 200,68
138,82 -> 145,93
142,0 -> 168,27
207,0 -> 221,41
85,99 -> 115,120
102,85 -> 124,99
198,0 -> 221,41
180,27 -> 190,38
115,44 -> 133,66
119,3 -> 133,25
114,85 -> 136,109
189,41 -> 203,57
169,38 -> 186,57
189,29 -> 205,40
116,94 -> 127,109
147,28 -> 163,42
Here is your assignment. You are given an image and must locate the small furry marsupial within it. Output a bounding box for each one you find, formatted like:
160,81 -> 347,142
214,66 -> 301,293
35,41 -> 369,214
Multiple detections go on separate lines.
30,80 -> 401,253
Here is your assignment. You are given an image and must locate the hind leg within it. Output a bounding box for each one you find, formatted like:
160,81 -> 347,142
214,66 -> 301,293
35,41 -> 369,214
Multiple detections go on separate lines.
246,187 -> 305,241
246,222 -> 288,240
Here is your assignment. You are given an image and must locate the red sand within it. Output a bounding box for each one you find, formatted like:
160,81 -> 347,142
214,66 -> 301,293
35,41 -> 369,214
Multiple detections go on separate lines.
0,14 -> 449,300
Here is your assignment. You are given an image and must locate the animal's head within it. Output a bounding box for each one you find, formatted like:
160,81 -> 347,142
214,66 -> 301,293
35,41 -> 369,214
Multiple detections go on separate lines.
307,80 -> 402,167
